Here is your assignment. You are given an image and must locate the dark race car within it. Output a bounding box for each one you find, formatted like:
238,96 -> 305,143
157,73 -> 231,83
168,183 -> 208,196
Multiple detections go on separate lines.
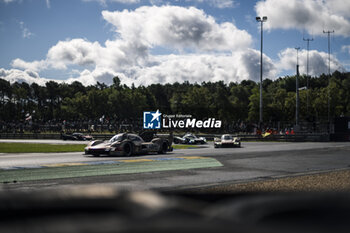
214,134 -> 241,148
61,132 -> 94,141
173,133 -> 206,144
84,133 -> 172,157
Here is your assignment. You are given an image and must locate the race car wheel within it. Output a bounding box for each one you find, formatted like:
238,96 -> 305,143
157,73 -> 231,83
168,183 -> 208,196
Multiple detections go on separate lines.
123,143 -> 133,156
158,142 -> 168,154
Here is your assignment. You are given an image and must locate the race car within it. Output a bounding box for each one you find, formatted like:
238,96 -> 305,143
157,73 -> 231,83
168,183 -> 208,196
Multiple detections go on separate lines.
173,136 -> 187,144
84,133 -> 172,156
173,133 -> 206,144
214,134 -> 241,148
61,132 -> 94,141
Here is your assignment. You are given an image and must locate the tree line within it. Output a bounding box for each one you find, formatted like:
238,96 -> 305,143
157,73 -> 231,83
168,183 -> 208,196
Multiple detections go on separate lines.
0,71 -> 349,128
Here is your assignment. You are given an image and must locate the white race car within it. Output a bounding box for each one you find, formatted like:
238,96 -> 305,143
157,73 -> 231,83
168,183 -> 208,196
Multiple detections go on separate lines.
214,134 -> 241,148
173,133 -> 206,144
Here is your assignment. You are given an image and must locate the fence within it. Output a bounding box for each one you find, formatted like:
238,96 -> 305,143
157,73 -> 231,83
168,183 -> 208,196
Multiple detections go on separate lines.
0,132 -> 330,142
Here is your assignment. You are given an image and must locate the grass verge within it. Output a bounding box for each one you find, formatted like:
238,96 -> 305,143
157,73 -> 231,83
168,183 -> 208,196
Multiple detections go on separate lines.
172,144 -> 200,149
0,157 -> 222,182
0,142 -> 199,153
0,143 -> 85,153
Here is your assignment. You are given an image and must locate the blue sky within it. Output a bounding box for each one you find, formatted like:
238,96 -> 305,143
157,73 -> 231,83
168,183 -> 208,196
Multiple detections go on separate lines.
0,0 -> 349,86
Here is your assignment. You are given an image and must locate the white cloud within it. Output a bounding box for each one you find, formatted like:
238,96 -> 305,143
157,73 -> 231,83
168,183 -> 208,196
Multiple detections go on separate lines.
102,5 -> 251,51
238,48 -> 276,82
188,0 -> 235,8
211,0 -> 235,8
82,0 -> 235,8
255,0 -> 350,37
81,0 -> 140,6
11,39 -> 103,71
1,0 -> 19,3
11,58 -> 47,72
150,0 -> 235,8
5,48 -> 277,86
112,50 -> 277,86
47,39 -> 103,69
342,45 -> 350,54
325,0 -> 350,18
277,48 -> 345,76
1,0 -> 50,8
0,68 -> 54,86
10,6 -> 252,73
4,4 -> 344,87
6,45 -> 344,86
19,21 -> 34,39
66,68 -> 119,86
15,37 -> 150,71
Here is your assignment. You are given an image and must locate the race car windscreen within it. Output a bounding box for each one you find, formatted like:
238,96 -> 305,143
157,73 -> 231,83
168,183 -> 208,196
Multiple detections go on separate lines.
109,134 -> 125,143
222,135 -> 232,140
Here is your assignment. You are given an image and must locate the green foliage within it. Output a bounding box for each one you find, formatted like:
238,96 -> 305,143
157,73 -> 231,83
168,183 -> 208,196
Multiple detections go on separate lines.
0,71 -> 349,124
0,143 -> 85,153
172,144 -> 199,149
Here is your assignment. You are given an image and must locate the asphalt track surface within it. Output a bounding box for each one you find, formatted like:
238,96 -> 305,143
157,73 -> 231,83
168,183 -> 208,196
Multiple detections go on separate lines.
1,140 -> 350,191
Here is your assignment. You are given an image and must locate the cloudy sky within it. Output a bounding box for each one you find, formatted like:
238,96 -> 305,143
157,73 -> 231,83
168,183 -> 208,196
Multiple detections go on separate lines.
0,0 -> 349,86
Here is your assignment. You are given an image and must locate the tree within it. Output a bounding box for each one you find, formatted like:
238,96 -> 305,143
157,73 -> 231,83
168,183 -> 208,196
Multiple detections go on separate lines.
1,71 -> 349,130
113,76 -> 121,89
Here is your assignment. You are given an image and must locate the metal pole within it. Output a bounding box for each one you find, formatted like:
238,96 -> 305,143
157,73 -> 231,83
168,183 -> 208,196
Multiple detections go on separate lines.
259,20 -> 263,125
295,47 -> 300,127
323,30 -> 334,130
303,37 -> 313,115
256,16 -> 267,127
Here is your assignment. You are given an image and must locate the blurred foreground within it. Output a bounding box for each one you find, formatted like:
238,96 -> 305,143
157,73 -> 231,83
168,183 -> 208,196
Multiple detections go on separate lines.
1,185 -> 350,233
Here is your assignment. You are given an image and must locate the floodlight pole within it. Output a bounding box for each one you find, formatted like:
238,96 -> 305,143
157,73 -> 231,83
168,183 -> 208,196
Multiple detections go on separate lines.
256,16 -> 267,128
303,37 -> 313,115
295,47 -> 300,127
323,30 -> 334,131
